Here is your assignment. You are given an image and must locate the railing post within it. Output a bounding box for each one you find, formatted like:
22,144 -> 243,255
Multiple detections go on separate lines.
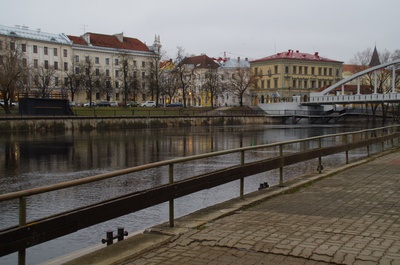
279,144 -> 284,187
366,131 -> 370,157
18,197 -> 26,265
317,138 -> 323,173
345,134 -> 349,164
169,164 -> 174,227
240,150 -> 245,199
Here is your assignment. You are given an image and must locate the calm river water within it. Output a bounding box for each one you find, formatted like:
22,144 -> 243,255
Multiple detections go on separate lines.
0,123 -> 377,264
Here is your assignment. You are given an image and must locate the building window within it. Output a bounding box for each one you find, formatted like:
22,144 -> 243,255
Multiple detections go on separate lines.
64,77 -> 68,86
95,68 -> 100,76
75,67 -> 80,74
255,67 -> 258,75
115,58 -> 119,65
0,41 -> 3,50
54,77 -> 59,86
293,66 -> 297,74
54,61 -> 58,70
22,58 -> 27,67
318,68 -> 322,75
299,66 -> 302,75
95,57 -> 99,64
54,48 -> 58,56
33,45 -> 38,53
292,79 -> 296,88
323,68 -> 327,76
311,67 -> 315,75
336,69 -> 339,76
285,66 -> 289,74
304,66 -> 308,75
115,81 -> 119,88
63,49 -> 67,57
133,61 -> 137,67
44,47 -> 48,55
329,68 -> 332,76
274,78 -> 278,88
34,59 -> 38,68
304,80 -> 308,88
115,70 -> 119,77
116,93 -> 119,100
261,80 -> 265,89
21,44 -> 26,52
0,56 -> 2,65
106,81 -> 111,88
44,60 -> 49,69
142,61 -> 145,68
64,62 -> 68,71
75,55 -> 79,62
142,72 -> 145,79
85,56 -> 90,63
106,69 -> 110,77
274,65 -> 278,74
105,58 -> 109,65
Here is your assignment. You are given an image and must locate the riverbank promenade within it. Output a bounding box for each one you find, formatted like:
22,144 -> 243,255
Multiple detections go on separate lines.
65,149 -> 400,265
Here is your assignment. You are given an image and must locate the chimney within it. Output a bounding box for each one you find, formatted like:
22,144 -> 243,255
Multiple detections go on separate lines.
296,50 -> 299,53
83,33 -> 91,44
314,52 -> 319,57
114,33 -> 124,42
237,57 -> 240,62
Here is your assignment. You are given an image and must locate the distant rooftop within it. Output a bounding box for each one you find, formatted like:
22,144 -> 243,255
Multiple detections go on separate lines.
0,24 -> 71,44
251,49 -> 342,63
67,33 -> 150,52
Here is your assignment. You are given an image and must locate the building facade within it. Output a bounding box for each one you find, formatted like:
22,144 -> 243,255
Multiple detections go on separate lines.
0,24 -> 161,105
250,50 -> 343,104
0,24 -> 72,99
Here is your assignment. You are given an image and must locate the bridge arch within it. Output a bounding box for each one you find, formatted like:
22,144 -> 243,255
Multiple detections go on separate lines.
313,59 -> 400,96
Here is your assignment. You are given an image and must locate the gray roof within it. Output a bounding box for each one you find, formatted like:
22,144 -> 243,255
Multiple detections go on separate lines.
0,24 -> 71,44
219,58 -> 250,68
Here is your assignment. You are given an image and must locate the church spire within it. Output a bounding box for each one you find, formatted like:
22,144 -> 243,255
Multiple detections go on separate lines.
369,46 -> 381,67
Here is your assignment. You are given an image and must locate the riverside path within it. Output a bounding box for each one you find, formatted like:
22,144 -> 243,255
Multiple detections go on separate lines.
64,149 -> 400,265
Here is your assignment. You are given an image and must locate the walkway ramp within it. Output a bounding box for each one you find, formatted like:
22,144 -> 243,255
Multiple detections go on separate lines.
63,149 -> 400,265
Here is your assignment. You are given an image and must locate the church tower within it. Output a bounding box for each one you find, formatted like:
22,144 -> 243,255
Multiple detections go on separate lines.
369,46 -> 381,67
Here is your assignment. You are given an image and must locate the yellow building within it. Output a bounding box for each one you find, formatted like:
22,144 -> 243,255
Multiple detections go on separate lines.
250,49 -> 343,105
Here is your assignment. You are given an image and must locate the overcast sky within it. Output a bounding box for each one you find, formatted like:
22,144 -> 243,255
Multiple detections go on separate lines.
1,0 -> 399,63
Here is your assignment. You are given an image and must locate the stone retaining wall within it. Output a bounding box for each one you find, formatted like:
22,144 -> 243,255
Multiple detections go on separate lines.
0,116 -> 273,132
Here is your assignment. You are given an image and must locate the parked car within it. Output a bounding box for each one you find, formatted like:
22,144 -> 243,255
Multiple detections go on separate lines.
127,101 -> 139,107
110,101 -> 118,107
140,101 -> 156,107
69,101 -> 76,107
166,102 -> 183,107
83,102 -> 97,107
97,101 -> 111,107
0,100 -> 17,107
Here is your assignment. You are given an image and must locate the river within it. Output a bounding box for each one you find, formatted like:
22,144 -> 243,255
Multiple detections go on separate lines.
0,123 -> 377,264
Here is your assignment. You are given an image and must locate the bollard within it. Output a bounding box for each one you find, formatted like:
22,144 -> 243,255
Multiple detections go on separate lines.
102,227 -> 128,246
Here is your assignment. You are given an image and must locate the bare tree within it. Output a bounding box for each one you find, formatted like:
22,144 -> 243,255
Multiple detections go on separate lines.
225,66 -> 258,106
32,64 -> 57,98
173,47 -> 191,108
161,69 -> 179,104
79,56 -> 106,106
118,52 -> 141,107
203,67 -> 222,107
64,57 -> 83,102
0,37 -> 24,113
147,55 -> 163,106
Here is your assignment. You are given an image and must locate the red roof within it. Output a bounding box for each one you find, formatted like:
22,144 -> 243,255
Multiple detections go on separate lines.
342,64 -> 368,74
180,55 -> 219,69
251,50 -> 342,63
67,33 -> 150,52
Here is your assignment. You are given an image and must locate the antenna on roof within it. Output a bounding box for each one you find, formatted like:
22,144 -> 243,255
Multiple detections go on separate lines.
81,24 -> 88,34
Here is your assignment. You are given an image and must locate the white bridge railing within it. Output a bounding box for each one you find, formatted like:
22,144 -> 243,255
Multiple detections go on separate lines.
309,93 -> 400,104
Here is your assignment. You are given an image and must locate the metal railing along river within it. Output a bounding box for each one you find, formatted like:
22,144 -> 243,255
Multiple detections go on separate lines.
1,125 -> 400,265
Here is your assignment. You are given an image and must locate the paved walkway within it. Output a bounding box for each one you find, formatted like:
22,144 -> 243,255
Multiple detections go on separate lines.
65,150 -> 400,265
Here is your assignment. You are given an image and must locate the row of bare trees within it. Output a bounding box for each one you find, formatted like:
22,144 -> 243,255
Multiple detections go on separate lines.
1,38 -> 256,114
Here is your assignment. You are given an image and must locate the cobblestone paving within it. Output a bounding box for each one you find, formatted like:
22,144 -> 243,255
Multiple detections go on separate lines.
122,152 -> 400,265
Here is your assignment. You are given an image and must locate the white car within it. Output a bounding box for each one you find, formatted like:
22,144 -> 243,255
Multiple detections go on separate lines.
140,101 -> 156,107
110,101 -> 118,107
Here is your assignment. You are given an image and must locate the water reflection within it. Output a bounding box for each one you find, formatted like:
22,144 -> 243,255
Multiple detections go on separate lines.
0,124 -> 372,264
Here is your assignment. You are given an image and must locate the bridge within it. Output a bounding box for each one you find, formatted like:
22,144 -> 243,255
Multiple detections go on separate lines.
257,59 -> 400,123
308,59 -> 400,105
